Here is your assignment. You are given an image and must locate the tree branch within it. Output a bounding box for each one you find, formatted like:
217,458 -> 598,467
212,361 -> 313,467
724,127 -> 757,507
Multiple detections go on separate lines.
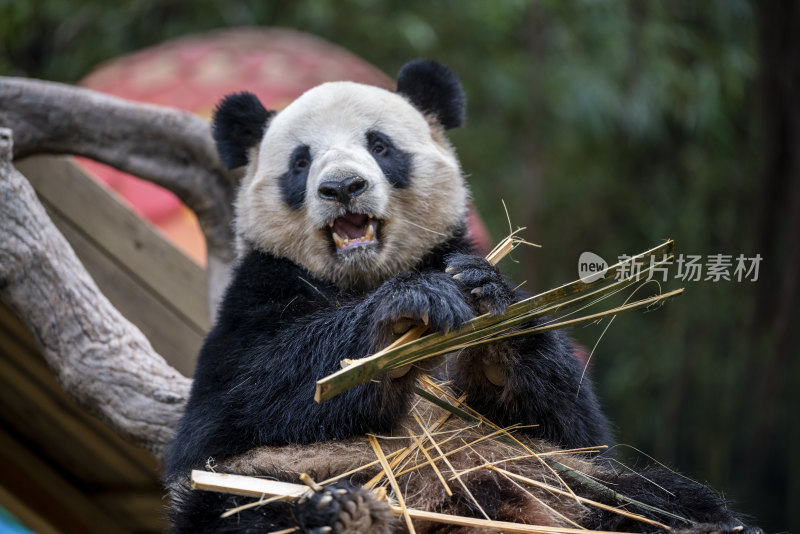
0,128 -> 190,461
0,77 -> 237,315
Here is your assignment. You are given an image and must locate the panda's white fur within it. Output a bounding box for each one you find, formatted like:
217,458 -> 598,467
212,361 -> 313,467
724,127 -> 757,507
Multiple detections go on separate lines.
236,81 -> 468,290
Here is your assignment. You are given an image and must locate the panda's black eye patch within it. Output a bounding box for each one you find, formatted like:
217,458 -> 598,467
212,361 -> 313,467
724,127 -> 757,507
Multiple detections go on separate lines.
280,145 -> 311,210
366,130 -> 411,189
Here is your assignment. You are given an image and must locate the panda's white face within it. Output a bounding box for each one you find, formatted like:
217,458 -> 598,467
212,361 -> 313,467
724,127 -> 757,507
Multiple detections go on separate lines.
235,81 -> 469,290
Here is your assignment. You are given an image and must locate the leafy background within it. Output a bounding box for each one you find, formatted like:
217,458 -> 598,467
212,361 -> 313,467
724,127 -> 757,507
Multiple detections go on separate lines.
1,1 -> 797,532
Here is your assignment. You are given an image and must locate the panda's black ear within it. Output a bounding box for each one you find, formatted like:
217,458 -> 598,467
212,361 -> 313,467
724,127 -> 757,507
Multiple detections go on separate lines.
396,59 -> 465,129
212,92 -> 275,169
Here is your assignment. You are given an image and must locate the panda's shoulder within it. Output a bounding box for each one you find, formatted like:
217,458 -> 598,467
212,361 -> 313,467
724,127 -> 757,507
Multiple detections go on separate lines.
232,248 -> 311,292
416,224 -> 476,270
214,249 -> 331,325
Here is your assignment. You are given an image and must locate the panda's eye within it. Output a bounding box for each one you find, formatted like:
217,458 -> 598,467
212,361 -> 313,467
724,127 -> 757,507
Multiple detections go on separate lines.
371,142 -> 388,156
294,157 -> 310,172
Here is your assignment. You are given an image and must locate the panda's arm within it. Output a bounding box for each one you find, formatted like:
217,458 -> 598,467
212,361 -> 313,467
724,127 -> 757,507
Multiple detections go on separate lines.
444,253 -> 614,449
165,252 -> 474,477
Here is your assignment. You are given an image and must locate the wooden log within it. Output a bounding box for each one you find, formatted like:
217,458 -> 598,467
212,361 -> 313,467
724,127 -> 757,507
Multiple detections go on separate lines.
0,128 -> 190,460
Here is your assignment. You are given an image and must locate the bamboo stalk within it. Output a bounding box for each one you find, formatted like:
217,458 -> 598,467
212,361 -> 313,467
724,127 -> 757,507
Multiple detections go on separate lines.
316,241 -> 676,403
337,288 -> 684,405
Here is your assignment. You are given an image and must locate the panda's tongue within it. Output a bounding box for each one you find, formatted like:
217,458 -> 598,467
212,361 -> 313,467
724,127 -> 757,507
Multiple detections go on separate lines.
330,213 -> 377,251
334,213 -> 369,240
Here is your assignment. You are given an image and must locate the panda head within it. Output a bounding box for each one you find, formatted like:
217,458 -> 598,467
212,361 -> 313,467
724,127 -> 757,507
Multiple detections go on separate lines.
214,60 -> 469,290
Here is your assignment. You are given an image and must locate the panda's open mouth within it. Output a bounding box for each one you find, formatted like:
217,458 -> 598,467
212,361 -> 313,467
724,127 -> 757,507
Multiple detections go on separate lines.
327,212 -> 379,253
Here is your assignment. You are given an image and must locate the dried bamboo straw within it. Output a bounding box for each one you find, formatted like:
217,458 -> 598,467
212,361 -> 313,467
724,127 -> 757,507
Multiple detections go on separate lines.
191,470 -> 647,534
368,435 -> 416,534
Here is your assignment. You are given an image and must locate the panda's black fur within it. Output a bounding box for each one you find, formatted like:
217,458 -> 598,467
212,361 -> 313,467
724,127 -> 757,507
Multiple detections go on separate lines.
165,60 -> 758,533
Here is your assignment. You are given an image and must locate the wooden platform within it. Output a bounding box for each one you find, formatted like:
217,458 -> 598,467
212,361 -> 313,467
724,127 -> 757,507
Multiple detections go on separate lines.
1,156 -> 210,533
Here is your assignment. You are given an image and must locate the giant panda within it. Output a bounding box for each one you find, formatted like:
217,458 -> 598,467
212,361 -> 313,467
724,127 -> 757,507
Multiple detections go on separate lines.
164,60 -> 757,533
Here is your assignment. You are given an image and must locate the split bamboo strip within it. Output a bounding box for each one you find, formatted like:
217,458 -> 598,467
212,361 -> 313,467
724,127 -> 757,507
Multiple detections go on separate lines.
298,472 -> 322,492
490,466 -> 671,530
390,427 -> 515,478
317,447 -> 404,487
368,434 -> 416,534
463,288 -> 685,347
316,241 -> 675,403
543,459 -> 692,526
407,429 -> 453,496
191,470 -> 306,500
411,412 -> 490,520
465,444 -> 587,530
221,493 -> 291,519
365,396 -> 462,489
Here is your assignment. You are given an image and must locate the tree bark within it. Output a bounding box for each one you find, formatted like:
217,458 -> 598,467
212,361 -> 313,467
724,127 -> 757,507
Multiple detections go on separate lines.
0,77 -> 238,316
0,128 -> 190,461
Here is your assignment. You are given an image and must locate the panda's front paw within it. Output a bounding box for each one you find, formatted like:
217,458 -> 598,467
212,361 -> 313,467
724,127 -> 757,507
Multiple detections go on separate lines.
445,253 -> 515,315
373,272 -> 473,335
298,483 -> 394,534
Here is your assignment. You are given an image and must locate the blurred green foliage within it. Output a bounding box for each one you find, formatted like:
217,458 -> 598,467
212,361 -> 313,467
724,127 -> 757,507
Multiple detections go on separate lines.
2,0 -> 796,531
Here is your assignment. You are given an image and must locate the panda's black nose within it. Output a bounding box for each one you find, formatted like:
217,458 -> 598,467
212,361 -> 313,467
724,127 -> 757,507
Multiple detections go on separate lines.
318,176 -> 368,204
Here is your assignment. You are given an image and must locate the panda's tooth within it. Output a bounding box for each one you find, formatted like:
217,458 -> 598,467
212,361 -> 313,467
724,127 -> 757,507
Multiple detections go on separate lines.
368,213 -> 374,219
332,231 -> 344,249
365,222 -> 375,242
328,220 -> 334,228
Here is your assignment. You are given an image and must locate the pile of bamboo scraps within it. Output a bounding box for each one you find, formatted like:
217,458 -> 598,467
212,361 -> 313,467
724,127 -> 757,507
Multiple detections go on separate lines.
191,380 -> 680,533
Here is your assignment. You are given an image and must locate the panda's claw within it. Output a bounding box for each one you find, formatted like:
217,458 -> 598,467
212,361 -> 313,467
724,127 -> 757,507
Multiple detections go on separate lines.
372,271 -> 473,336
420,311 -> 429,326
317,494 -> 333,509
445,253 -> 515,316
